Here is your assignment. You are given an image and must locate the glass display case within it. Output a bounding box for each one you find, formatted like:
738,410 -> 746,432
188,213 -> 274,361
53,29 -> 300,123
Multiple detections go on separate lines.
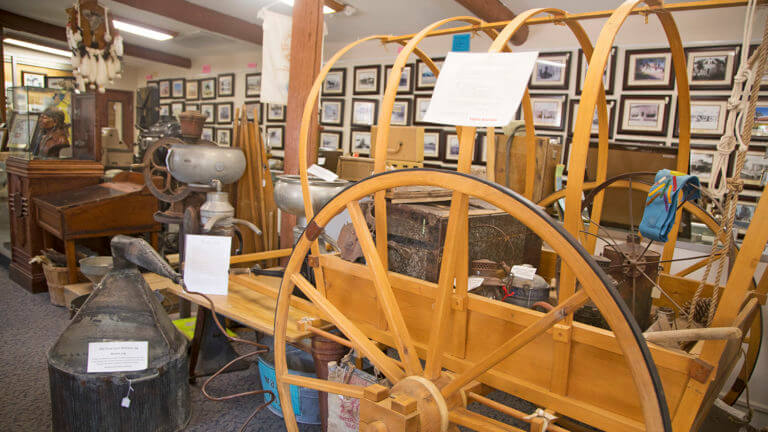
6,86 -> 74,158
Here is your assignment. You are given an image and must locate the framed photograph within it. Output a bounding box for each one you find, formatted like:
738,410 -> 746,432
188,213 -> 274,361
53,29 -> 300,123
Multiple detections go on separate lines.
320,98 -> 344,126
734,201 -> 756,232
216,102 -> 233,124
185,80 -> 199,100
266,125 -> 285,149
350,129 -> 372,155
750,44 -> 768,89
685,45 -> 740,90
751,102 -> 768,139
171,78 -> 185,98
353,65 -> 380,95
617,95 -> 670,136
158,80 -> 171,98
21,71 -> 46,88
200,78 -> 216,99
413,94 -> 432,125
200,103 -> 215,124
187,103 -> 199,112
46,76 -> 75,90
576,46 -> 616,95
415,57 -> 444,91
201,127 -> 214,142
215,128 -> 232,146
623,49 -> 674,90
159,104 -> 170,117
351,99 -> 379,127
674,96 -> 728,138
530,52 -> 571,89
739,151 -> 768,186
218,73 -> 235,97
7,112 -> 39,150
170,101 -> 185,117
244,100 -> 262,123
530,94 -> 568,131
568,99 -> 615,138
245,73 -> 261,97
474,133 -> 488,164
443,131 -> 460,161
385,64 -> 414,94
423,129 -> 442,160
322,68 -> 346,96
689,149 -> 715,182
320,130 -> 343,150
390,98 -> 411,126
267,104 -> 286,122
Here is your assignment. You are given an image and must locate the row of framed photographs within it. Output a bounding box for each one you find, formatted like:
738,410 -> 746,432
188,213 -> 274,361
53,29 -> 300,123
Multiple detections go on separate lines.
158,100 -> 286,125
148,73 -> 263,100
322,59 -> 444,97
319,94 -> 435,128
18,71 -> 75,90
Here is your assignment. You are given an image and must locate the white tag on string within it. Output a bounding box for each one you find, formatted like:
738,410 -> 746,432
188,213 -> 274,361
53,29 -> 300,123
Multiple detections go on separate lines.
651,286 -> 661,299
511,265 -> 537,280
121,380 -> 134,408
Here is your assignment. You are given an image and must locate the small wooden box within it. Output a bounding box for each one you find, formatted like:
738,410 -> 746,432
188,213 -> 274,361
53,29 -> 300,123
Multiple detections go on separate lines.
337,156 -> 374,181
494,135 -> 561,203
370,126 -> 424,163
105,149 -> 134,167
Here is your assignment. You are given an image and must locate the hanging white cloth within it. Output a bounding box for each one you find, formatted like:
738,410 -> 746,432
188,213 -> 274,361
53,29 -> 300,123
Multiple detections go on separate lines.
259,9 -> 292,106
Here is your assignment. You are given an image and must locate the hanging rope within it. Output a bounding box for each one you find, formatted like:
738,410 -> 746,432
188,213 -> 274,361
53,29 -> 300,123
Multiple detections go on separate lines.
689,3 -> 768,326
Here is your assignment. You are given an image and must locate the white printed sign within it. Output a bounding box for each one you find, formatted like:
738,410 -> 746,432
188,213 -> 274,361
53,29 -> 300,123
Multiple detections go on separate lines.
87,341 -> 148,373
184,234 -> 232,296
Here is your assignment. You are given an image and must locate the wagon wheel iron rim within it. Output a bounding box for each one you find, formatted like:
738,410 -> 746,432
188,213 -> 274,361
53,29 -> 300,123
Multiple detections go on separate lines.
273,169 -> 671,432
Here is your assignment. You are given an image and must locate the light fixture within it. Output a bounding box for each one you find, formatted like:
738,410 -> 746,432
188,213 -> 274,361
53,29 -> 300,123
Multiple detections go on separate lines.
280,0 -> 337,14
4,38 -> 72,58
113,19 -> 174,41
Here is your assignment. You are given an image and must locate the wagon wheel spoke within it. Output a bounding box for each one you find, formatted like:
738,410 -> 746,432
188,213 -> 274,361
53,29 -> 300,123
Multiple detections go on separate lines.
347,200 -> 423,376
441,290 -> 589,399
449,407 -> 525,432
281,374 -> 365,399
290,273 -> 405,382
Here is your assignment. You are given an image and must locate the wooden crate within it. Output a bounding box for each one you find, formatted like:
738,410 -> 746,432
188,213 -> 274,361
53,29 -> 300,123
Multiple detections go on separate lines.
370,126 -> 424,163
494,135 -> 561,202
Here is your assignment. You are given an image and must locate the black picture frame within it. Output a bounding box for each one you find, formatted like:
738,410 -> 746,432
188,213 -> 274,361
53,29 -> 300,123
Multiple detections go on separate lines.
322,68 -> 346,96
529,93 -> 568,131
170,101 -> 185,118
530,51 -> 571,90
45,76 -> 76,90
349,128 -> 372,155
423,128 -> 442,160
576,46 -> 616,95
319,129 -> 343,150
201,126 -> 214,141
673,96 -> 729,139
617,95 -> 671,136
351,98 -> 379,127
216,102 -> 234,124
750,101 -> 768,141
266,125 -> 285,149
415,57 -> 444,91
413,94 -> 433,126
353,65 -> 380,95
567,98 -> 615,139
685,45 -> 740,90
244,100 -> 262,123
474,132 -> 489,165
245,73 -> 261,97
217,73 -> 235,97
185,79 -> 199,100
214,127 -> 232,146
384,64 -> 414,94
749,44 -> 768,90
390,98 -> 412,126
159,103 -> 170,117
266,104 -> 286,122
158,79 -> 171,98
200,78 -> 217,100
442,130 -> 460,162
320,98 -> 345,126
623,48 -> 675,91
200,103 -> 215,124
187,103 -> 199,112
171,78 -> 185,98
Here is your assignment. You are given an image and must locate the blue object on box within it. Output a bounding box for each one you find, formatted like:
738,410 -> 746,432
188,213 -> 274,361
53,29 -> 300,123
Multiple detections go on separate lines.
452,34 -> 471,52
639,169 -> 701,242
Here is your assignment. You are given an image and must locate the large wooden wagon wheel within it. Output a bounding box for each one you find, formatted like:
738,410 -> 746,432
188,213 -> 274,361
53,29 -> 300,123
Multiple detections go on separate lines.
274,169 -> 671,432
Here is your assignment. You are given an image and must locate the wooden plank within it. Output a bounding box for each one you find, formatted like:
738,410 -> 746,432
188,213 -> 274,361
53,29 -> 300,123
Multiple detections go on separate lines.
453,0 -> 528,45
282,373 -> 365,398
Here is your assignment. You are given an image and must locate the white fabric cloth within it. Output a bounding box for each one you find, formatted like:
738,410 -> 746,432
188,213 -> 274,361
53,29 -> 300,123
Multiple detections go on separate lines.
259,9 -> 292,106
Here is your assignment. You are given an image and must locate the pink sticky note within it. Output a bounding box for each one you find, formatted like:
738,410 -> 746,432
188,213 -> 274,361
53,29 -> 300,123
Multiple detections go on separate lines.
247,62 -> 257,69
397,46 -> 403,53
202,64 -> 211,73
145,74 -> 153,80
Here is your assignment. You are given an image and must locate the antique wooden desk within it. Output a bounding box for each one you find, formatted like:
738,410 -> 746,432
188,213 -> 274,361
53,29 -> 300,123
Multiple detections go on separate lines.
33,182 -> 161,283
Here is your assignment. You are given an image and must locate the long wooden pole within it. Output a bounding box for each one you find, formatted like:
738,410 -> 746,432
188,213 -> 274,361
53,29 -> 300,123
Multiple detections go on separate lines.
248,114 -> 268,253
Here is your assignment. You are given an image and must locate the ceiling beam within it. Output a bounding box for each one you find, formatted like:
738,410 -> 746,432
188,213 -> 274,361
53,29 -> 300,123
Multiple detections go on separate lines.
0,9 -> 191,68
454,0 -> 528,45
112,0 -> 263,45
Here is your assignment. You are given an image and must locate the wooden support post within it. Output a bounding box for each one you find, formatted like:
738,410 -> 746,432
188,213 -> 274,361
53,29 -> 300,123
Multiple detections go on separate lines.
0,27 -> 5,124
280,0 -> 324,250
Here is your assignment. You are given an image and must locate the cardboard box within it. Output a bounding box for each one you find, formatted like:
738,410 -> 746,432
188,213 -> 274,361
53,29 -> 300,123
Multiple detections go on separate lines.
337,156 -> 374,181
370,126 -> 424,163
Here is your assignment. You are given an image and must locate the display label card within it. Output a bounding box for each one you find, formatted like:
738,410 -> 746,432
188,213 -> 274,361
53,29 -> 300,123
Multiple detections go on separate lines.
467,276 -> 485,291
511,265 -> 537,280
423,51 -> 538,127
183,234 -> 232,296
87,341 -> 148,373
308,164 -> 338,181
451,34 -> 471,52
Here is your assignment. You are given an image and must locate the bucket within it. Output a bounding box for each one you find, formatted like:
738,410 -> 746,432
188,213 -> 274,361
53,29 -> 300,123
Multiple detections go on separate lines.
42,264 -> 69,306
258,337 -> 321,425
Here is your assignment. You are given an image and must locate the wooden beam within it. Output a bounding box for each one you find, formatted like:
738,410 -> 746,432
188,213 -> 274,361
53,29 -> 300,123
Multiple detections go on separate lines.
112,0 -> 263,45
454,0 -> 528,45
0,9 -> 191,68
324,0 -> 346,13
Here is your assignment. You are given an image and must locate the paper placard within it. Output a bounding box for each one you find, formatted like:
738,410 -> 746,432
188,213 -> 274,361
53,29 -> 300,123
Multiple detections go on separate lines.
202,64 -> 212,73
451,34 -> 471,52
307,164 -> 338,181
423,51 -> 538,127
467,276 -> 485,291
87,341 -> 148,373
511,265 -> 537,280
183,234 -> 232,295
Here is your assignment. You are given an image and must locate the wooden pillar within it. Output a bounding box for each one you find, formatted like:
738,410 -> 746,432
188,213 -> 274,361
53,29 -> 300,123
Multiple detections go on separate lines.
0,27 -> 5,124
280,0 -> 324,250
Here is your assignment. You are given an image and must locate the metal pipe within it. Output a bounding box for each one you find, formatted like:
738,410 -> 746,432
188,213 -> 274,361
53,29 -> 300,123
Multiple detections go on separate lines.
232,218 -> 263,236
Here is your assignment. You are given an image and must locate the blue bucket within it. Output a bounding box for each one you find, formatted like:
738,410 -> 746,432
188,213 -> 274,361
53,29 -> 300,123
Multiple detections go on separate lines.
258,339 -> 321,425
